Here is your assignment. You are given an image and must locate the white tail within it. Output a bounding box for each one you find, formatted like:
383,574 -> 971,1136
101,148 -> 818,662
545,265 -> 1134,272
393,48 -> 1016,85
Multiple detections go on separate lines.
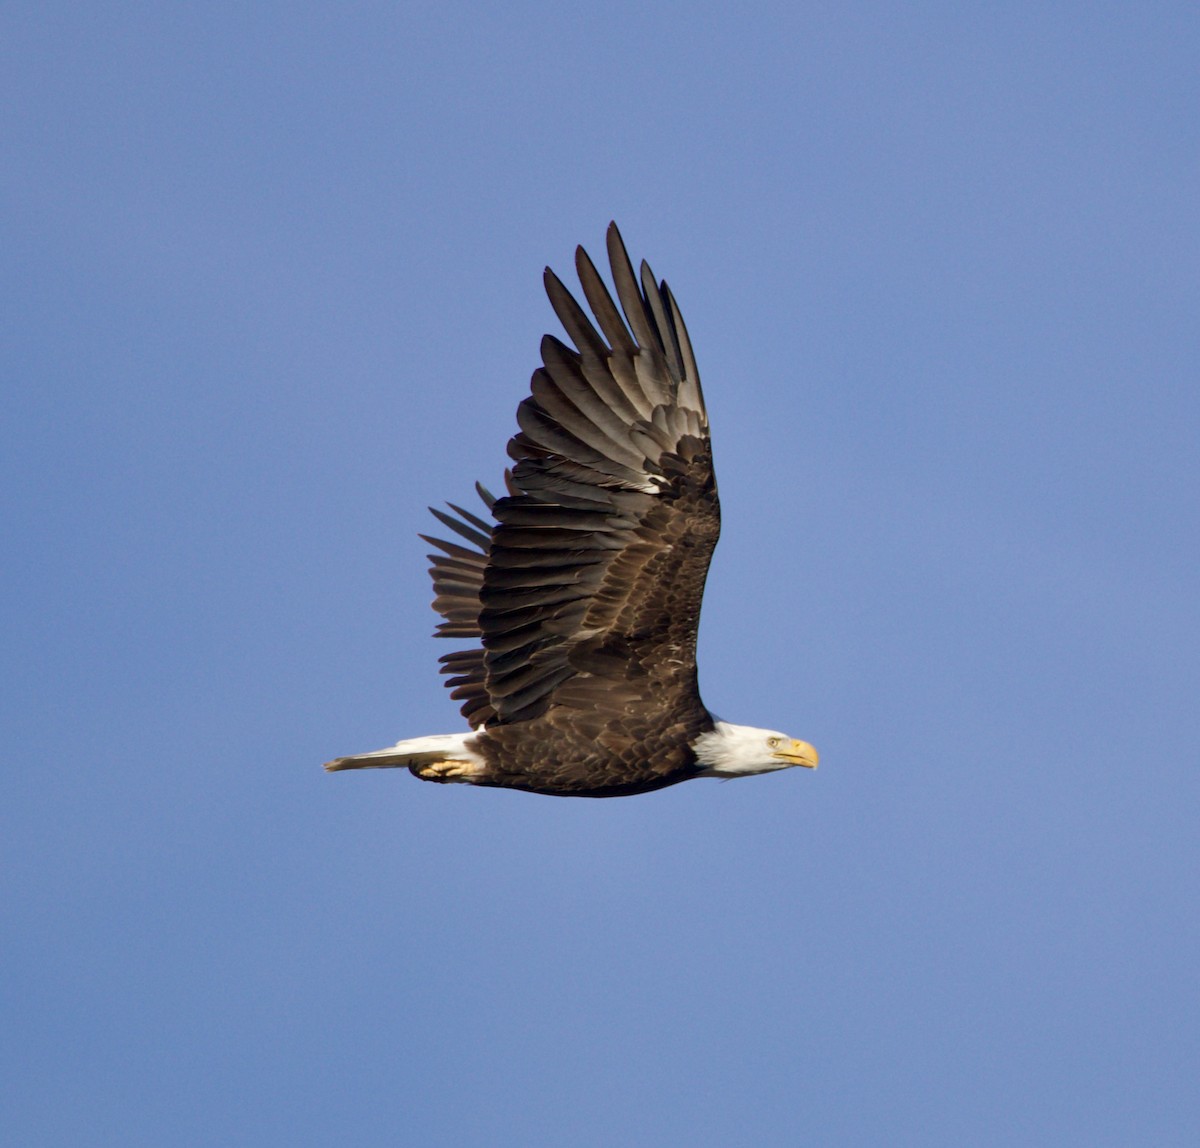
324,732 -> 484,777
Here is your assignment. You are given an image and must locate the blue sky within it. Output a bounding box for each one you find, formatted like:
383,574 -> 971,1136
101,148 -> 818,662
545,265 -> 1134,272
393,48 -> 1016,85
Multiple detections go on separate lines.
4,4 -> 1198,1144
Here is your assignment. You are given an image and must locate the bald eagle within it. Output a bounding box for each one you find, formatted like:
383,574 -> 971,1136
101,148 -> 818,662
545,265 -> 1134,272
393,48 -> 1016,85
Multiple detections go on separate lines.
325,224 -> 818,797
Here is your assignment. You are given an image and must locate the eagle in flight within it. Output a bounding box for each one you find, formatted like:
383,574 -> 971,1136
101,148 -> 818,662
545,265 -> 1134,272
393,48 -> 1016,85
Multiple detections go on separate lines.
325,224 -> 818,797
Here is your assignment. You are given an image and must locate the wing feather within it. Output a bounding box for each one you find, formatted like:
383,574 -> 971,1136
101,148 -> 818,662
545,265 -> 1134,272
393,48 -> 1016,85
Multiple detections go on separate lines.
423,223 -> 719,730
528,368 -> 649,472
538,340 -> 648,443
607,224 -> 663,361
428,506 -> 490,551
665,283 -> 705,416
544,269 -> 610,361
575,245 -> 637,354
640,260 -> 686,381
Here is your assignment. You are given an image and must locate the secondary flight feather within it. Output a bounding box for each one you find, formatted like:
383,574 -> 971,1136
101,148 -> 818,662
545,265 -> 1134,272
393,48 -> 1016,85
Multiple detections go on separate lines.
325,223 -> 818,797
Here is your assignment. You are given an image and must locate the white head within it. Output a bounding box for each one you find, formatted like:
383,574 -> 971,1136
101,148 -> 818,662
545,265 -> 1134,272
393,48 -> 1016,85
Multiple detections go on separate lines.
692,720 -> 819,779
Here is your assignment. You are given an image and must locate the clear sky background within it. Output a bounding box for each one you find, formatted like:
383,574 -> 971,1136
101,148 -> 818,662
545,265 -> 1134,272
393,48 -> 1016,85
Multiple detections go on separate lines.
4,4 -> 1198,1145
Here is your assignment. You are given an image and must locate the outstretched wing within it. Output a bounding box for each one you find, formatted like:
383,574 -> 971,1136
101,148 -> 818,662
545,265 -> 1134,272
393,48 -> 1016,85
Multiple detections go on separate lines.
423,223 -> 719,728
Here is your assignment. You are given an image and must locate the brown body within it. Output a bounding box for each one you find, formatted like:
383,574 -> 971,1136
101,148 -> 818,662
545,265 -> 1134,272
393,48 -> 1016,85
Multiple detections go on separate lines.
464,703 -> 713,797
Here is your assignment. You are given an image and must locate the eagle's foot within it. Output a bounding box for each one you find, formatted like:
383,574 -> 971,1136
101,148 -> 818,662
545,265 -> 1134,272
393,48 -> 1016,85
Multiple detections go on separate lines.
413,758 -> 484,783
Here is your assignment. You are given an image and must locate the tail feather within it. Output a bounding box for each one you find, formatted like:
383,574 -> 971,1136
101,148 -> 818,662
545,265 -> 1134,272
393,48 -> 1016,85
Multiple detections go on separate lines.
324,747 -> 417,772
323,731 -> 483,776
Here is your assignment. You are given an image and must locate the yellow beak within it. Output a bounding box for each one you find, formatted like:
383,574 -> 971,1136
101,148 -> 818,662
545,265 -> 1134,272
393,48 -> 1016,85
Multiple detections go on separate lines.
772,739 -> 819,769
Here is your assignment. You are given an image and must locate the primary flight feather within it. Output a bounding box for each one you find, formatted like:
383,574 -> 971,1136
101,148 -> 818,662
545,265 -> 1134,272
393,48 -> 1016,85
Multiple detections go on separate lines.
325,223 -> 818,797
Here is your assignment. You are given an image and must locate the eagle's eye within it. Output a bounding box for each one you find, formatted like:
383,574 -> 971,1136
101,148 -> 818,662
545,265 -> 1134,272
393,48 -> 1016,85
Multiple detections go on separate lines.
768,737 -> 781,748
